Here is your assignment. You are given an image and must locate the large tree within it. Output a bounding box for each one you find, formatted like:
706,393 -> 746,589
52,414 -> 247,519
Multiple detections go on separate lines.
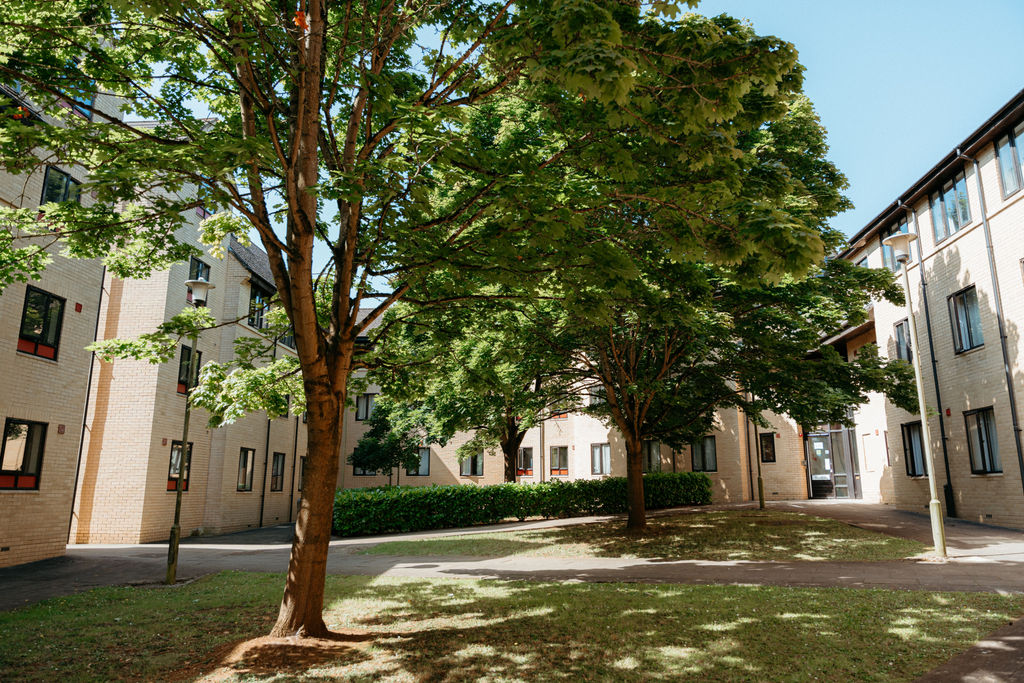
0,1 -> 823,636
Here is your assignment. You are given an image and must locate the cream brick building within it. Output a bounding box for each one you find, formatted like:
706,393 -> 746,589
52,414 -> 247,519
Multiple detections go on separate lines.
841,87 -> 1024,528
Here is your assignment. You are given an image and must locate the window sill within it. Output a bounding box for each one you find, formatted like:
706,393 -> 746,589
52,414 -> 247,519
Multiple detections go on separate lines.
969,472 -> 1003,477
906,475 -> 928,480
954,345 -> 985,357
16,350 -> 59,364
0,488 -> 40,493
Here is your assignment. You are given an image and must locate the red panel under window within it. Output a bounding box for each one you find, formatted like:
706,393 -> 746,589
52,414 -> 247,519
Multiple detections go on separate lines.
167,478 -> 189,492
0,475 -> 16,488
517,469 -> 533,476
16,338 -> 35,354
17,475 -> 36,489
37,344 -> 56,359
551,468 -> 568,476
177,382 -> 187,394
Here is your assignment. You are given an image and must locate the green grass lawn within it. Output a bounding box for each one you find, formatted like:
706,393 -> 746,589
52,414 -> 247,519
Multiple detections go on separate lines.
1,572 -> 1019,682
361,510 -> 928,562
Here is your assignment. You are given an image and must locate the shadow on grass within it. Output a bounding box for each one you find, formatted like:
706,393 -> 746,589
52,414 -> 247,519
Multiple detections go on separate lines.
363,510 -> 927,562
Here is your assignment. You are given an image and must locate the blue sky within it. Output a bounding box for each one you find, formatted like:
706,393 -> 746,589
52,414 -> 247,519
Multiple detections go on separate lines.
695,0 -> 1024,237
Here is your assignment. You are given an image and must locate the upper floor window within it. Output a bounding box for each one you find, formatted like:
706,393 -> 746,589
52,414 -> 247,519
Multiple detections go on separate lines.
408,447 -> 431,476
930,171 -> 971,243
880,218 -> 909,272
996,122 -> 1024,198
270,452 -> 285,491
591,442 -> 611,475
18,286 -> 65,360
1,418 -> 46,490
177,345 -> 201,394
41,166 -> 81,205
642,440 -> 661,473
550,445 -> 568,476
894,319 -> 912,362
692,435 -> 717,472
186,257 -> 211,303
237,447 -> 255,491
460,452 -> 484,477
58,59 -> 95,120
901,422 -> 926,477
248,283 -> 272,329
965,407 -> 1000,475
949,285 -> 984,353
167,440 -> 192,491
355,393 -> 376,421
516,447 -> 533,476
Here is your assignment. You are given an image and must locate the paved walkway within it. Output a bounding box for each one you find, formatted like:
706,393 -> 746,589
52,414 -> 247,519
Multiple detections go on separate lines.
5,501 -> 1024,680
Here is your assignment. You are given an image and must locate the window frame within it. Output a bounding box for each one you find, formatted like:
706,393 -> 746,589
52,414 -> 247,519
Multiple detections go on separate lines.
40,166 -> 81,205
0,418 -> 47,490
298,455 -> 306,490
270,452 -> 285,491
549,445 -> 569,476
591,442 -> 611,475
642,439 -> 661,473
894,318 -> 912,362
880,217 -> 910,272
176,344 -> 201,394
929,169 -> 971,243
516,446 -> 533,476
355,393 -> 377,421
995,123 -> 1024,199
407,446 -> 431,476
759,432 -> 776,464
948,285 -> 984,353
167,440 -> 193,491
901,421 -> 926,477
691,435 -> 717,472
237,447 -> 255,491
18,286 -> 66,361
247,282 -> 273,329
964,407 -> 1001,475
186,257 -> 211,303
460,452 -> 484,477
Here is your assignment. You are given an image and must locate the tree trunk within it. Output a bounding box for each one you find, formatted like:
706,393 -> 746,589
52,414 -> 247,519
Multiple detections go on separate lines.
625,437 -> 646,532
270,374 -> 343,637
500,427 -> 527,483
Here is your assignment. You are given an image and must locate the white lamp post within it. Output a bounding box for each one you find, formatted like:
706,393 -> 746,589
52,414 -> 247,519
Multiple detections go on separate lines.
881,231 -> 947,559
167,276 -> 215,584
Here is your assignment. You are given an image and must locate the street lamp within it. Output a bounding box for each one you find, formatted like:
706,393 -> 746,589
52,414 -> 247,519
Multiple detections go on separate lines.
881,231 -> 947,559
167,276 -> 215,584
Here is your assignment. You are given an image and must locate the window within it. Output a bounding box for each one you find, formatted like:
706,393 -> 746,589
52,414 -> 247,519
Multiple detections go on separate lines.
40,166 -> 81,205
1,419 -> 46,490
18,286 -> 65,360
880,217 -> 909,272
856,257 -> 868,268
298,456 -> 306,491
591,443 -> 611,475
248,283 -> 272,329
460,452 -> 484,477
237,447 -> 255,491
516,447 -> 533,476
550,409 -> 568,420
355,393 -> 376,421
177,345 -> 201,394
949,286 -> 984,353
353,463 -> 374,476
270,452 -> 285,491
965,407 -> 1000,474
930,170 -> 971,243
407,447 -> 430,476
996,122 -> 1024,198
186,257 -> 211,303
550,445 -> 569,476
894,319 -> 912,362
759,432 -> 776,464
279,327 -> 295,349
58,59 -> 95,119
642,440 -> 661,473
901,422 -> 926,477
692,435 -> 717,472
167,440 -> 192,491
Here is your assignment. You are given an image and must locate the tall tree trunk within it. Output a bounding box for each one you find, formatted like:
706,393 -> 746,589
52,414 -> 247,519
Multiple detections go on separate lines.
500,428 -> 527,483
270,373 -> 343,637
625,437 -> 646,532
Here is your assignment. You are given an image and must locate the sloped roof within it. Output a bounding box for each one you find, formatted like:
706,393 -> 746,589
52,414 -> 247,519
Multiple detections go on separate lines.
228,234 -> 276,290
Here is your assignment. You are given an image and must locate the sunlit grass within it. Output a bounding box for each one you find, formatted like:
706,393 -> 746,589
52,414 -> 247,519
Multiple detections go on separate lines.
1,572 -> 1019,682
362,510 -> 927,561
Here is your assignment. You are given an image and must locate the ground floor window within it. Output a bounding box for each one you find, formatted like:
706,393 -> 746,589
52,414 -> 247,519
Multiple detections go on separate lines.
517,447 -> 533,476
692,435 -> 717,472
1,418 -> 46,490
270,452 -> 285,491
965,407 -> 1000,474
460,452 -> 483,477
237,447 -> 255,491
298,456 -> 306,491
550,445 -> 569,476
592,443 -> 610,475
901,421 -> 926,477
759,432 -> 776,463
167,440 -> 192,491
407,447 -> 430,476
642,440 -> 661,473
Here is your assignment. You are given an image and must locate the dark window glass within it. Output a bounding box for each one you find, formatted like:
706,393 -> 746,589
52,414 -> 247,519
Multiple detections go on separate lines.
894,319 -> 912,362
248,284 -> 272,329
237,447 -> 255,491
931,170 -> 971,242
692,435 -> 717,472
18,286 -> 65,360
549,445 -> 568,475
460,452 -> 484,477
516,447 -> 533,476
996,134 -> 1022,197
167,441 -> 192,491
298,456 -> 306,491
949,286 -> 984,353
965,408 -> 1000,474
642,440 -> 661,473
186,257 -> 211,303
0,419 -> 46,490
901,422 -> 926,477
407,447 -> 430,476
177,345 -> 201,394
41,166 -> 81,205
759,432 -> 776,463
355,393 -> 376,421
270,452 -> 285,491
591,443 -> 611,475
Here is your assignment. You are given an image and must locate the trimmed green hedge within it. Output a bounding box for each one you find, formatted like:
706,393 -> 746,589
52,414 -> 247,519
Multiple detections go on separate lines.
332,472 -> 712,537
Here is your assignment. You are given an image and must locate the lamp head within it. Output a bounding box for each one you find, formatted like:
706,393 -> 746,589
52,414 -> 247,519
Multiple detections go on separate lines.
881,231 -> 918,264
185,277 -> 215,306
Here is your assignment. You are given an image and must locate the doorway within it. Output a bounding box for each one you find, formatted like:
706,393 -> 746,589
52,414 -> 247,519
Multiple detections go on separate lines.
806,425 -> 861,499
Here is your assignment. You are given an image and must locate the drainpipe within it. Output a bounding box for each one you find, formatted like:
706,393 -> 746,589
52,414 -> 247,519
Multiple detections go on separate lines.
744,407 -> 755,501
257,338 -> 278,528
67,266 -> 106,541
962,149 -> 1024,495
287,414 -> 299,523
904,205 -> 956,516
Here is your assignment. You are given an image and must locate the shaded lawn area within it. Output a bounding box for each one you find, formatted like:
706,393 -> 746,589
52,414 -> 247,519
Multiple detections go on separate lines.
2,572 -> 1020,682
362,510 -> 928,561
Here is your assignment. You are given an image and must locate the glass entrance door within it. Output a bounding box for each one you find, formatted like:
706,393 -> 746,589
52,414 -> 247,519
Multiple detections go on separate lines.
830,432 -> 850,498
806,426 -> 860,499
808,434 -> 834,498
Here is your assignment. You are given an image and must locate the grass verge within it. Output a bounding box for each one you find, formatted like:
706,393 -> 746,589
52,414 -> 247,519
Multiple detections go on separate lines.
362,509 -> 927,561
1,572 -> 1019,681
